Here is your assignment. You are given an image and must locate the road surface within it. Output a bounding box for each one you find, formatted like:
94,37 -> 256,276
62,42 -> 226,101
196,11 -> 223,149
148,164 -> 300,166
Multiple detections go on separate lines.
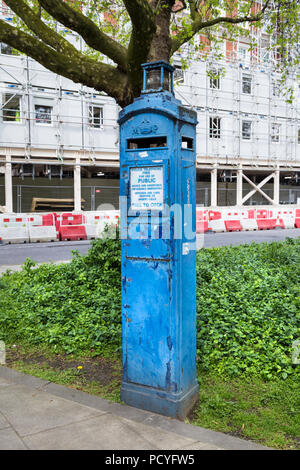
0,229 -> 299,268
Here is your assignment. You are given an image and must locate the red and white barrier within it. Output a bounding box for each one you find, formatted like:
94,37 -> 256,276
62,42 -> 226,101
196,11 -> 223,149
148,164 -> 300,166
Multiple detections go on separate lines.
0,226 -> 29,244
240,219 -> 258,231
29,225 -> 57,243
0,214 -> 29,243
0,205 -> 299,244
58,213 -> 87,241
196,205 -> 300,233
0,214 -> 28,228
28,213 -> 57,242
209,219 -> 227,233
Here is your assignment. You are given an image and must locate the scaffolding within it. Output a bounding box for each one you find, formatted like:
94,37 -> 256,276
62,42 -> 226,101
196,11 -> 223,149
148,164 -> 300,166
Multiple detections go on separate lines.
0,2 -> 299,211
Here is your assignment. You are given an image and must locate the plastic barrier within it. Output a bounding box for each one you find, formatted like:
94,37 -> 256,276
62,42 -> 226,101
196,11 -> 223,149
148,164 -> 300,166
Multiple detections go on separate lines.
196,220 -> 209,233
0,213 -> 29,243
208,210 -> 222,221
274,209 -> 294,229
196,209 -> 209,233
40,213 -> 55,227
256,209 -> 270,219
0,206 -> 298,244
29,225 -> 57,243
58,212 -> 87,241
0,214 -> 27,228
223,210 -> 242,221
247,209 -> 256,219
85,224 -> 99,240
59,224 -> 87,241
257,219 -> 277,230
224,220 -> 242,232
61,213 -> 85,226
27,214 -> 43,227
102,210 -> 120,228
209,219 -> 226,233
280,218 -> 295,229
85,211 -> 104,225
0,226 -> 29,244
240,219 -> 258,231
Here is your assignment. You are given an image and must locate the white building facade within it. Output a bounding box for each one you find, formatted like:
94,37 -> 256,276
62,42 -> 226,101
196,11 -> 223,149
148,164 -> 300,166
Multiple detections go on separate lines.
0,4 -> 299,213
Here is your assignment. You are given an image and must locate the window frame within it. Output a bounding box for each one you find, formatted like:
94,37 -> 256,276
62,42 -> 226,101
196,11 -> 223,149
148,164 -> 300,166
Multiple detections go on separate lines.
242,74 -> 252,95
208,68 -> 220,90
88,103 -> 104,129
271,122 -> 281,143
34,103 -> 53,126
238,46 -> 248,62
241,120 -> 252,141
173,65 -> 184,85
209,116 -> 221,139
2,93 -> 22,124
272,80 -> 280,97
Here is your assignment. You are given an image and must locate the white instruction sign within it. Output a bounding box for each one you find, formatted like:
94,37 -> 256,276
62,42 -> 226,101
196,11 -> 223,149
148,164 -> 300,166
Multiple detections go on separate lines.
130,166 -> 164,210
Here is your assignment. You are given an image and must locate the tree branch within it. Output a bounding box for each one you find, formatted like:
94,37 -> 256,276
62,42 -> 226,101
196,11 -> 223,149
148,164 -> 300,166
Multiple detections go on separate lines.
4,0 -> 79,56
171,0 -> 271,54
0,19 -> 132,106
38,0 -> 127,70
188,1 -> 197,20
123,0 -> 156,93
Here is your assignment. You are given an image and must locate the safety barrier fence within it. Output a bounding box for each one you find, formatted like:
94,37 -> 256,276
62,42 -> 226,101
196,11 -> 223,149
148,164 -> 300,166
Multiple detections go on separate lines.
0,206 -> 299,243
0,211 -> 120,244
196,206 -> 299,233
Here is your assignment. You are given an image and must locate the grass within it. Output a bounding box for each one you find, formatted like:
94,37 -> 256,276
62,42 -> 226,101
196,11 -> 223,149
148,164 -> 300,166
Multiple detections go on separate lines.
1,238 -> 299,449
190,370 -> 300,450
5,344 -> 122,403
4,343 -> 300,450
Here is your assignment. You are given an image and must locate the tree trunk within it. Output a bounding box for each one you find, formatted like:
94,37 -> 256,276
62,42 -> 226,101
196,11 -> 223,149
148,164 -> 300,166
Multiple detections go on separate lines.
121,3 -> 173,105
148,5 -> 173,63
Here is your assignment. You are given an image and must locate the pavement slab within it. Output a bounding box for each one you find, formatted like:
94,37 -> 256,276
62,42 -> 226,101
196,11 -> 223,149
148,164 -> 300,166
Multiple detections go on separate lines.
0,366 -> 270,450
0,411 -> 11,431
23,414 -> 199,451
0,383 -> 105,437
0,427 -> 28,450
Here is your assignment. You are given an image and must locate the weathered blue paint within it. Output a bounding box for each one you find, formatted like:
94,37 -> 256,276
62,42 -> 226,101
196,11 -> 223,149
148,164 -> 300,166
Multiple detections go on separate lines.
119,61 -> 198,420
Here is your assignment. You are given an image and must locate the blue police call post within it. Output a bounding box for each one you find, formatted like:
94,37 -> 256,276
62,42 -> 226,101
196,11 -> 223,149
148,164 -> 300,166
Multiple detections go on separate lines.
118,61 -> 198,419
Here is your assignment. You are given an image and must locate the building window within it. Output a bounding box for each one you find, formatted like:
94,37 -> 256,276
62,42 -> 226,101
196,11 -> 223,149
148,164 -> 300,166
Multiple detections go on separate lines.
242,74 -> 252,94
238,46 -> 248,62
89,104 -> 103,128
209,68 -> 220,89
242,120 -> 252,140
35,104 -> 53,124
173,65 -> 184,84
209,117 -> 221,139
2,94 -> 21,122
271,123 -> 280,143
272,80 -> 280,97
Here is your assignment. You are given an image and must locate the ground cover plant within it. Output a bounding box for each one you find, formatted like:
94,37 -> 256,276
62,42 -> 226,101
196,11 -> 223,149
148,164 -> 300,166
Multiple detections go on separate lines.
0,236 -> 299,448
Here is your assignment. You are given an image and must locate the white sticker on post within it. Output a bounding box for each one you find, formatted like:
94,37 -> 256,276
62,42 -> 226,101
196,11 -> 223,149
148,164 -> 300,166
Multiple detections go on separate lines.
139,151 -> 148,158
130,166 -> 164,211
183,243 -> 190,255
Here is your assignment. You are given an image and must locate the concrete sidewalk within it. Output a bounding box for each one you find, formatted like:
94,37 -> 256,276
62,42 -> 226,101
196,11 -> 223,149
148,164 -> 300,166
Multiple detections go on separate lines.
0,366 -> 270,450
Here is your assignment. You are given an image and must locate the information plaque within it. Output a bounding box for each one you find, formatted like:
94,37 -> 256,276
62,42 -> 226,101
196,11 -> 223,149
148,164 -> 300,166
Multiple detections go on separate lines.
130,166 -> 164,210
